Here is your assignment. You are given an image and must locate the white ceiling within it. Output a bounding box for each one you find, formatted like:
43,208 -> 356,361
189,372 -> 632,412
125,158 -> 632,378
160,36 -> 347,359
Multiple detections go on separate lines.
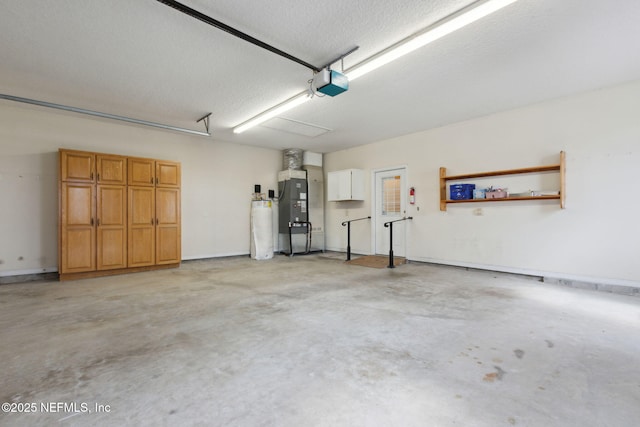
1,0 -> 640,153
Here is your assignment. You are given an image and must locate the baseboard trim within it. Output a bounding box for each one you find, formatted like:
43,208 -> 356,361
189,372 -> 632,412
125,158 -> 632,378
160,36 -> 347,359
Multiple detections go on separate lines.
182,252 -> 249,260
541,277 -> 640,297
0,267 -> 58,277
58,263 -> 180,281
0,272 -> 59,285
409,256 -> 640,296
3,254 -> 637,297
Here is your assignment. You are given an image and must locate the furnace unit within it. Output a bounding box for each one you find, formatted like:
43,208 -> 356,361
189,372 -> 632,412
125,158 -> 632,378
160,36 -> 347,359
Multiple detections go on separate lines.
278,169 -> 310,255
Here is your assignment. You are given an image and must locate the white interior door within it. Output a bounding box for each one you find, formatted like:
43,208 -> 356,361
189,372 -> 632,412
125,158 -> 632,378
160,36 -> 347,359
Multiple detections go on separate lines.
374,168 -> 407,257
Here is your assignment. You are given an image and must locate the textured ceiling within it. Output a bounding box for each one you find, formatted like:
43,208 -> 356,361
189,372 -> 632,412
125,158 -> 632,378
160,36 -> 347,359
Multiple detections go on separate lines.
1,0 -> 640,153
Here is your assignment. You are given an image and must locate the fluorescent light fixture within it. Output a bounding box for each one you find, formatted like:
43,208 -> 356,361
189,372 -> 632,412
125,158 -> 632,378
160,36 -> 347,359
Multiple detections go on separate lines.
233,92 -> 311,134
232,0 -> 519,134
346,0 -> 520,81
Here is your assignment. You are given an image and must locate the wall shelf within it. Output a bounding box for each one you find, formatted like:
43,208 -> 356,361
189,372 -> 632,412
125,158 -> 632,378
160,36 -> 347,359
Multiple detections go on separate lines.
439,151 -> 565,211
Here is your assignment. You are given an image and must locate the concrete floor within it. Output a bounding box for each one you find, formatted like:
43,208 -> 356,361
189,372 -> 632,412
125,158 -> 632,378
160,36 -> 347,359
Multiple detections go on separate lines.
1,254 -> 639,427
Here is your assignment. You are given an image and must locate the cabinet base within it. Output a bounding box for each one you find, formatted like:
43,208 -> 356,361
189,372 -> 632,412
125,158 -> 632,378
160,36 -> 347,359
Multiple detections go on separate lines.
59,263 -> 180,281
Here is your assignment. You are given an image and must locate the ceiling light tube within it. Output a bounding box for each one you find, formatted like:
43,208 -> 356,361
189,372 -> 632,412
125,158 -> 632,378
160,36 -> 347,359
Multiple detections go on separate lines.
232,0 -> 519,134
346,0 -> 520,81
233,92 -> 311,134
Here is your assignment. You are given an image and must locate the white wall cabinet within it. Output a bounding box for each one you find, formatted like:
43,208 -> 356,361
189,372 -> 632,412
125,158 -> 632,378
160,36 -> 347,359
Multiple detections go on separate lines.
327,169 -> 365,201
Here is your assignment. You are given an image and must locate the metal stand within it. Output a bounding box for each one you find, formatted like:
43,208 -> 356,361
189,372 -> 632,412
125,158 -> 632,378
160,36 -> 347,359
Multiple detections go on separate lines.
383,217 -> 413,268
286,221 -> 312,257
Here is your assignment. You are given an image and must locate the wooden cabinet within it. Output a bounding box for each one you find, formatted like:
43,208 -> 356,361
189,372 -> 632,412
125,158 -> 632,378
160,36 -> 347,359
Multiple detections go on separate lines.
60,150 -> 95,182
156,187 -> 181,264
60,182 -> 95,273
327,169 -> 365,201
60,151 -> 126,184
127,159 -> 181,267
59,151 -> 127,274
96,184 -> 127,270
128,158 -> 180,187
59,149 -> 181,280
156,161 -> 181,188
97,154 -> 126,185
128,186 -> 156,267
128,157 -> 155,186
439,151 -> 566,211
128,185 -> 181,266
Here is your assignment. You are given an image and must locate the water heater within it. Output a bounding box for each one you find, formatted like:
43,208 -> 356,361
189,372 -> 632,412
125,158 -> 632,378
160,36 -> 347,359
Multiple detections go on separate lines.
250,200 -> 273,260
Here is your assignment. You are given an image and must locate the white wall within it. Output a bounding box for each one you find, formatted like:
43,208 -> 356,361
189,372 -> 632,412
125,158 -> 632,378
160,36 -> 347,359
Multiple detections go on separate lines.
0,102 -> 282,276
325,80 -> 640,287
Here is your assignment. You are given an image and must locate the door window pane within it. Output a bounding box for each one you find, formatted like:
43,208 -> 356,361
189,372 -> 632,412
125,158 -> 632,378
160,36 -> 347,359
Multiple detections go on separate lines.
381,176 -> 400,215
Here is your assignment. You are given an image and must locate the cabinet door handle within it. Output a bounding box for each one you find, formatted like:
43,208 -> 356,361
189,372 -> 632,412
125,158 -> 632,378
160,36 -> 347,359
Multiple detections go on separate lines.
156,177 -> 159,185
91,218 -> 94,226
151,219 -> 154,225
151,178 -> 154,184
90,172 -> 94,180
97,173 -> 100,181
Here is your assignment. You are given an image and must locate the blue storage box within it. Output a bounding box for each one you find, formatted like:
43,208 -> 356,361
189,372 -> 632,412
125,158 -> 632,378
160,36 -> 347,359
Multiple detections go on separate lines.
450,183 -> 476,200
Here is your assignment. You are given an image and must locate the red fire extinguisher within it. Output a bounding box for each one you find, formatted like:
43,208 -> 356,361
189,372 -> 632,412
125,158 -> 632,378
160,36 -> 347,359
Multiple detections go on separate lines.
409,187 -> 416,204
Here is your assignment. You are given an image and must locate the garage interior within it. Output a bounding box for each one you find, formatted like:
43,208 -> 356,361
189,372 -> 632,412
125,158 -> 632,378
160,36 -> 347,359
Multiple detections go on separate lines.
1,1 -> 639,426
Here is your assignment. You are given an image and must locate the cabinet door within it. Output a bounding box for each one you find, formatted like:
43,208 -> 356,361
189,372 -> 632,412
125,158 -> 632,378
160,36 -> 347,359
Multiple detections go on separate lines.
60,182 -> 95,273
156,161 -> 181,188
128,158 -> 155,186
327,171 -> 340,201
128,186 -> 156,267
156,188 -> 181,264
350,169 -> 365,200
97,155 -> 126,185
327,170 -> 352,201
60,150 -> 95,182
337,170 -> 353,200
96,185 -> 127,270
